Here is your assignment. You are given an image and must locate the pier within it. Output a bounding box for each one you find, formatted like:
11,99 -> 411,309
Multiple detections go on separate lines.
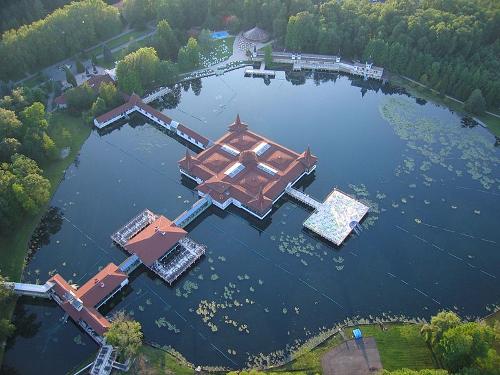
90,344 -> 116,375
245,61 -> 276,77
253,51 -> 384,80
94,94 -> 211,150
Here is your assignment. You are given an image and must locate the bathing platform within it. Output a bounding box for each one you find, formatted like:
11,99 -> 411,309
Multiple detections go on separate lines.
111,209 -> 157,247
286,187 -> 369,246
111,204 -> 208,285
152,237 -> 206,284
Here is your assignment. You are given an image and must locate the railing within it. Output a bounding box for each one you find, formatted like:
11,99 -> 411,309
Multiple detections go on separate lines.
111,209 -> 157,247
285,187 -> 321,210
173,196 -> 212,228
151,236 -> 206,284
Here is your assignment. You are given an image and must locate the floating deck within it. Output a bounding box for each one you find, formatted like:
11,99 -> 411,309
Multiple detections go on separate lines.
302,189 -> 369,246
151,237 -> 206,284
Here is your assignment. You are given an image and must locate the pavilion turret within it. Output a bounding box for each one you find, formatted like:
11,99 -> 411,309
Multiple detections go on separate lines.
299,145 -> 317,170
228,114 -> 248,133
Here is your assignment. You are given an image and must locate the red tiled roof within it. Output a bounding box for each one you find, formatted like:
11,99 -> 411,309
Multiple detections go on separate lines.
86,74 -> 115,91
48,262 -> 127,336
75,263 -> 127,307
54,95 -> 67,105
125,216 -> 187,267
177,124 -> 210,146
179,115 -> 318,216
95,93 -> 142,123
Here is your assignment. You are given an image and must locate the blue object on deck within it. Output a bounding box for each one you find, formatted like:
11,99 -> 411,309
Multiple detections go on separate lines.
211,31 -> 229,39
353,328 -> 363,339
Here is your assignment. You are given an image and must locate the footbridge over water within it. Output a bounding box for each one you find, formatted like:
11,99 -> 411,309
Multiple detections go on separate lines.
5,281 -> 54,298
173,196 -> 212,228
285,186 -> 321,210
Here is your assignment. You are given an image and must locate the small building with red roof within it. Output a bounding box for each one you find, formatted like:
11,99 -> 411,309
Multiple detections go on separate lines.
124,215 -> 187,267
179,115 -> 317,219
48,263 -> 128,342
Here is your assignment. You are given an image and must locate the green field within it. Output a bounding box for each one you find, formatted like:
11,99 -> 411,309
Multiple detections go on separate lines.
355,324 -> 437,371
0,111 -> 91,365
85,29 -> 147,58
129,346 -> 196,375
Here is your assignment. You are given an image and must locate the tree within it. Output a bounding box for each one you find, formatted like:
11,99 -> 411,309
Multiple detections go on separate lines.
0,1 -> 121,81
116,47 -> 161,95
0,108 -> 22,138
0,138 -> 21,162
285,11 -> 317,51
90,97 -> 107,117
464,89 -> 486,115
438,322 -> 495,373
122,0 -> 152,29
420,311 -> 461,347
264,45 -> 273,66
104,312 -> 143,360
64,83 -> 97,112
154,20 -> 179,60
64,66 -> 77,88
103,44 -> 114,64
9,154 -> 51,214
76,59 -> 85,74
156,60 -> 179,86
197,28 -> 212,52
0,274 -> 14,341
177,37 -> 200,71
0,87 -> 28,113
98,82 -> 122,109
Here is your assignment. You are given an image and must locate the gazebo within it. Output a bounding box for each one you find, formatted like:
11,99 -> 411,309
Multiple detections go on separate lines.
242,26 -> 270,43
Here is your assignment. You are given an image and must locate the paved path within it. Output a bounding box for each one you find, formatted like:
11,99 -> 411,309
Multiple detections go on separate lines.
321,337 -> 382,375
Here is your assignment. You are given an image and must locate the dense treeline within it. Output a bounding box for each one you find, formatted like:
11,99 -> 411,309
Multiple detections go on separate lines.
117,0 -> 499,107
0,0 -> 72,34
282,0 -> 500,107
0,88 -> 55,231
0,0 -> 122,81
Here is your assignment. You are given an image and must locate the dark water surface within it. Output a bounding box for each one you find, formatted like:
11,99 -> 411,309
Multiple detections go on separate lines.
3,70 -> 499,374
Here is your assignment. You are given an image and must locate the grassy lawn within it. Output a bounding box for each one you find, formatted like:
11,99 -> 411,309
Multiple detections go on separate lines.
273,332 -> 343,373
85,29 -> 146,58
129,345 -> 195,375
390,75 -> 500,137
354,324 -> 437,371
0,111 -> 91,365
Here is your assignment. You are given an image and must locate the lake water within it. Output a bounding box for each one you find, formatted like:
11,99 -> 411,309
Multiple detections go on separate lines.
3,69 -> 500,374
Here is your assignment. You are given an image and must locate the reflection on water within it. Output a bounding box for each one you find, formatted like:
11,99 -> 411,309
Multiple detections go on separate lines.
3,68 -> 499,374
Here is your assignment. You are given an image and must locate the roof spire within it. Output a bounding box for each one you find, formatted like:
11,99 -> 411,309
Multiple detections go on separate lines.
228,114 -> 248,133
185,148 -> 192,170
